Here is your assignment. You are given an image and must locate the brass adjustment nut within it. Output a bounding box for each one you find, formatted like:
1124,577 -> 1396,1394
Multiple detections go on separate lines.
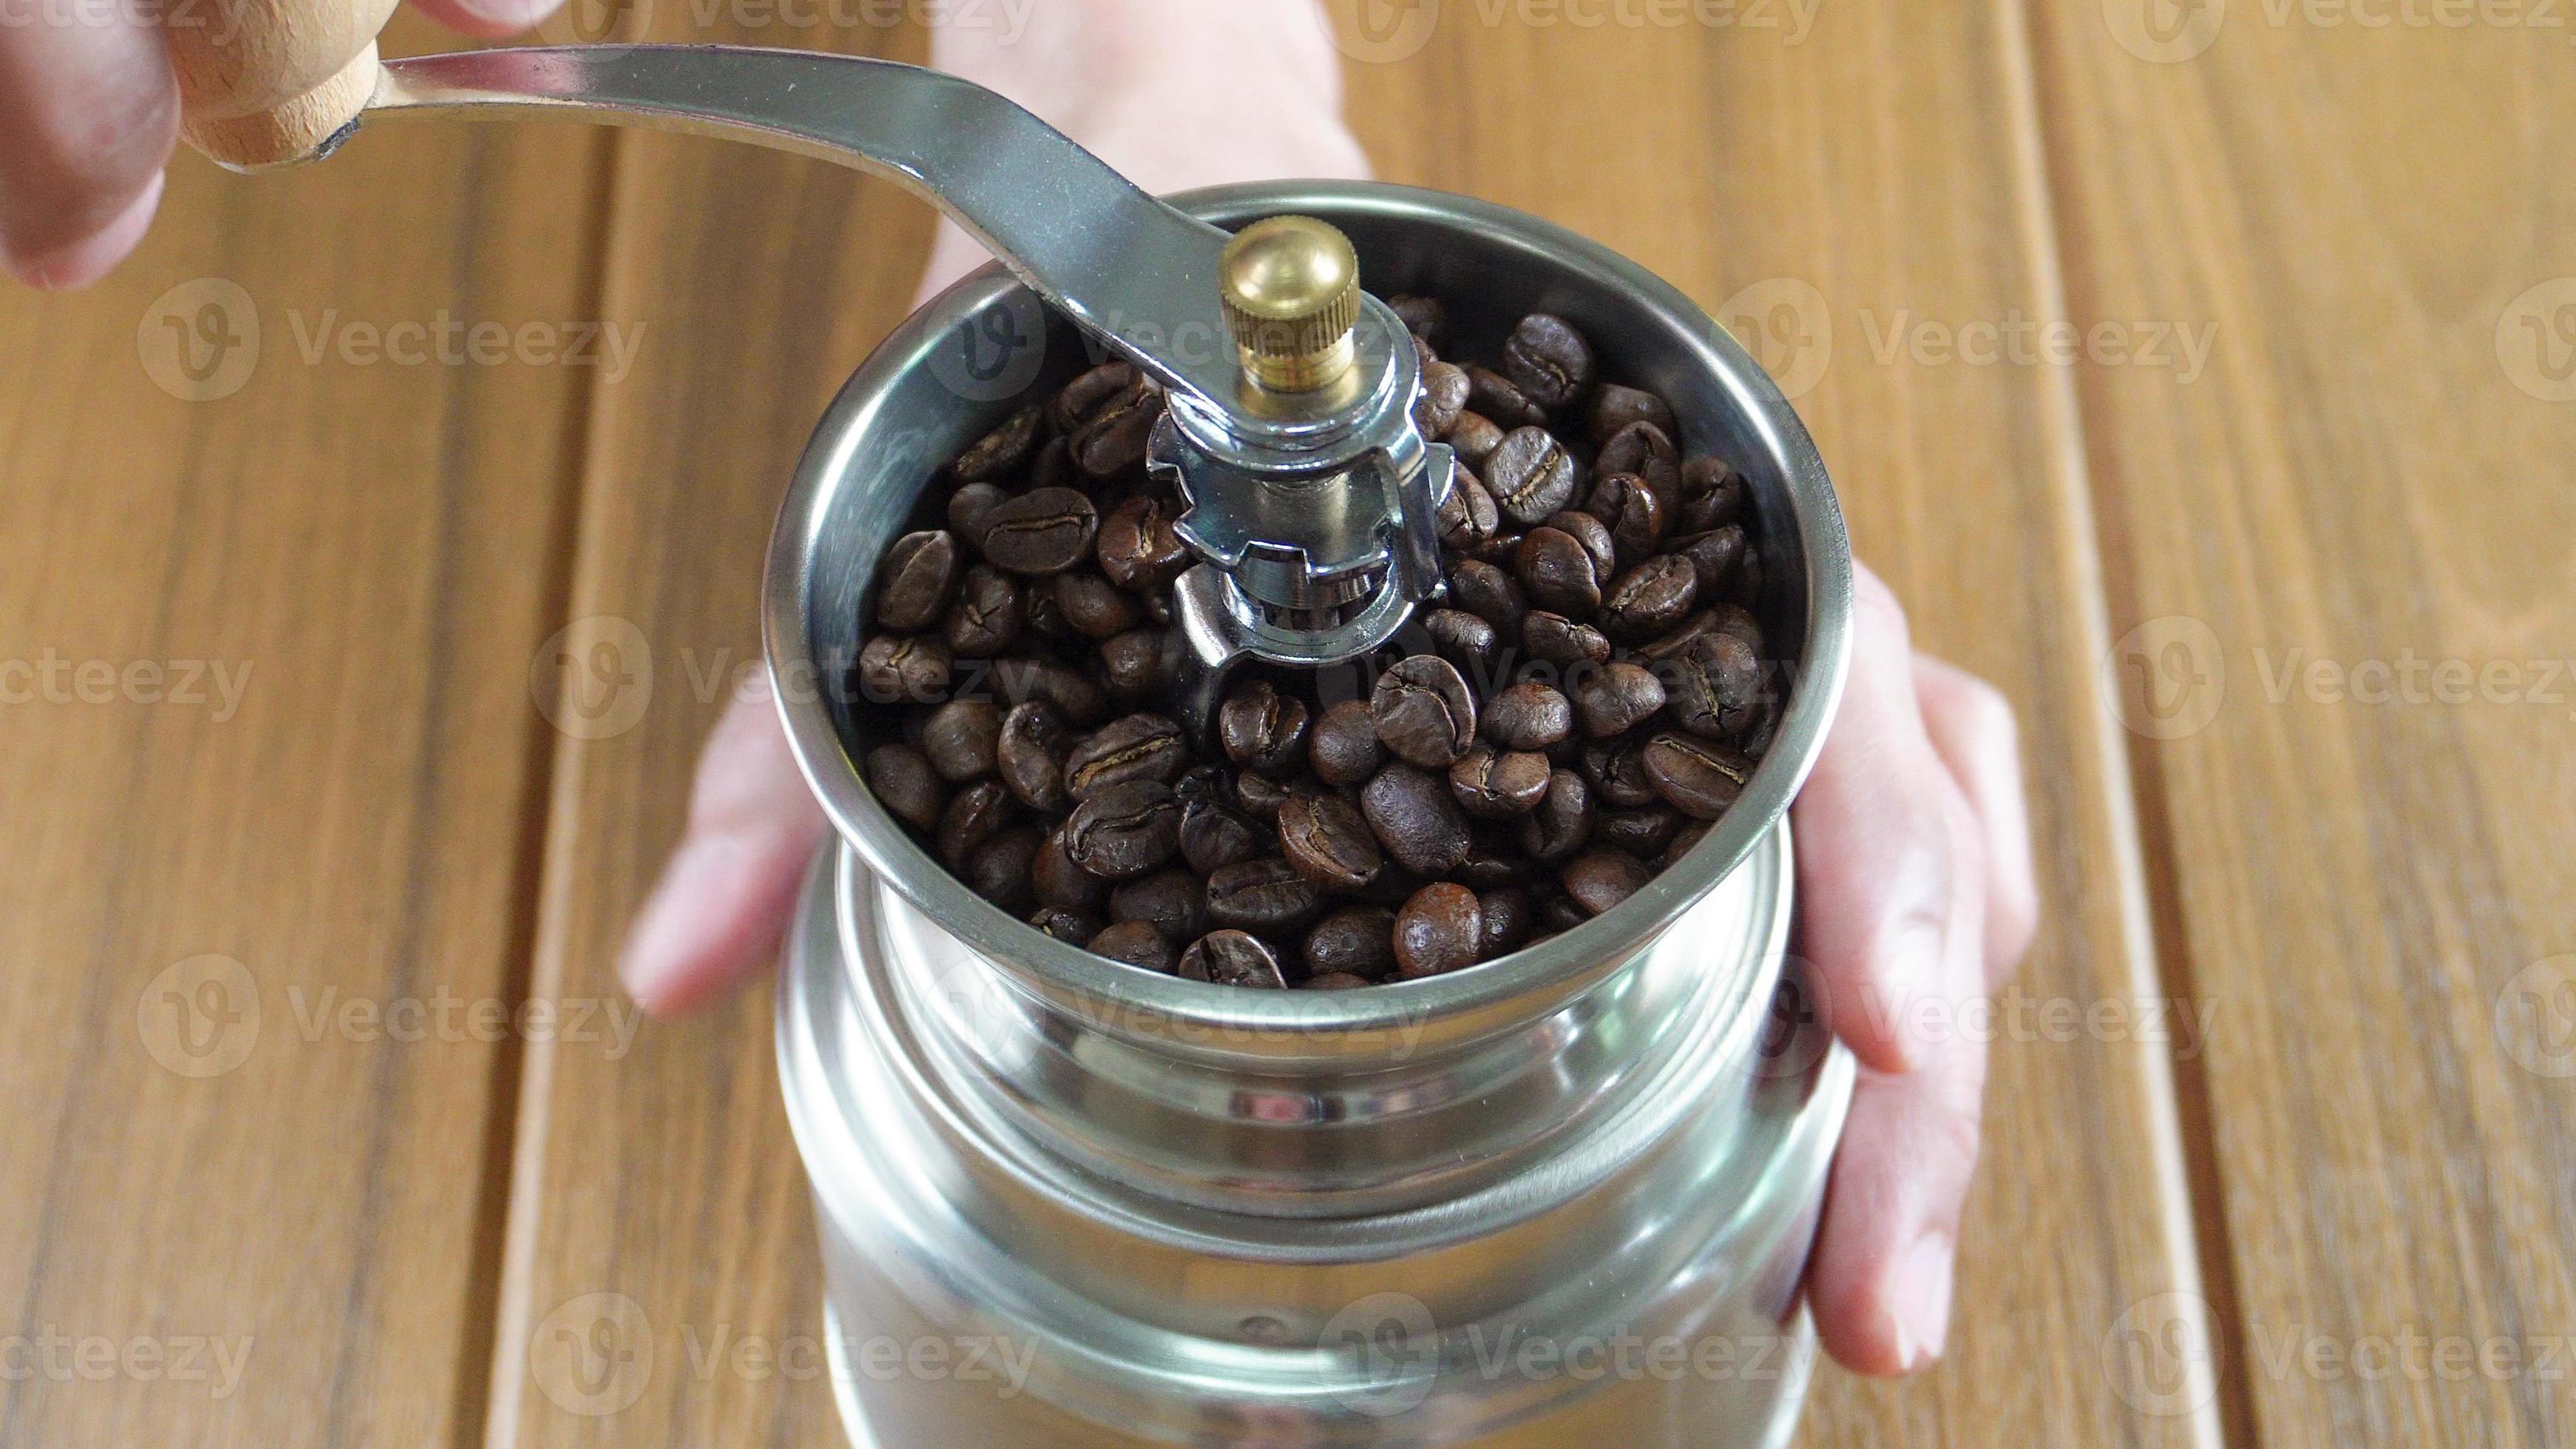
1218,215 -> 1362,393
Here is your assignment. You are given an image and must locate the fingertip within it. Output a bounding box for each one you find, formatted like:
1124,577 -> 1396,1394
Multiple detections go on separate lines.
618,830 -> 807,1017
6,170 -> 162,291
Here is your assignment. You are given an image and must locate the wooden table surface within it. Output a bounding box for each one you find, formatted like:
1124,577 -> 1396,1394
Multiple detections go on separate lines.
4,2 -> 2570,1444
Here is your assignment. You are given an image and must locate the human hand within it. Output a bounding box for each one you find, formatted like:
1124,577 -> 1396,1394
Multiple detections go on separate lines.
0,0 -> 565,288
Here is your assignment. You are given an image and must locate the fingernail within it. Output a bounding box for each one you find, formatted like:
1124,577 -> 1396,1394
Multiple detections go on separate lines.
9,173 -> 163,291
617,836 -> 731,1013
445,0 -> 561,31
1897,1232 -> 1955,1370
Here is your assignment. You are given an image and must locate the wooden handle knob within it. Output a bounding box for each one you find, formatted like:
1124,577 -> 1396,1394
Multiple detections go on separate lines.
167,0 -> 404,169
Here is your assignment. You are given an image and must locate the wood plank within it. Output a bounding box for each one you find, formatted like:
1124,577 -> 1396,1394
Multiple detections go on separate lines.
2030,7 -> 2576,1445
0,15 -> 610,1443
494,7 -> 2209,1448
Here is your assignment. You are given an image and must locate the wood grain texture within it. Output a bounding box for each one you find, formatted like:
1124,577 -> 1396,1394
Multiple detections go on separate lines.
1337,4 -> 2209,1442
0,13 -> 610,1442
2030,6 -> 2576,1445
478,14 -> 934,1445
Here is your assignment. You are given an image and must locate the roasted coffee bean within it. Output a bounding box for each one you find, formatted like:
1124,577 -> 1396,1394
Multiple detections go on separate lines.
858,634 -> 952,704
1678,455 -> 1747,529
1500,313 -> 1595,411
1582,473 -> 1667,568
1372,654 -> 1477,768
1448,559 -> 1528,635
1563,846 -> 1653,917
1029,906 -> 1101,946
1360,764 -> 1474,875
1417,359 -> 1471,437
1539,894 -> 1590,934
1597,807 -> 1684,857
1300,971 -> 1375,991
938,780 -> 1014,869
1483,681 -> 1573,751
1234,769 -> 1294,822
1579,735 -> 1662,810
995,702 -> 1071,811
1179,930 -> 1287,988
1435,469 -> 1501,552
1026,434 -> 1078,491
1522,611 -> 1612,668
1449,746 -> 1552,819
1452,841 -> 1524,889
1386,293 -> 1446,346
1486,427 -> 1579,526
1641,733 -> 1752,819
968,827 -> 1041,913
1588,384 -> 1676,445
1032,825 -> 1110,910
921,699 -> 1001,782
1278,791 -> 1384,891
1420,608 -> 1499,675
1596,420 -> 1681,503
1055,363 -> 1162,478
1305,699 -> 1383,788
977,486 -> 1099,574
1052,571 -> 1142,640
1664,818 -> 1714,867
1666,628 -> 1763,739
947,481 -> 1009,539
1572,661 -> 1666,738
876,530 -> 960,631
1634,608 -> 1717,663
1206,858 -> 1326,934
1096,495 -> 1190,591
1516,768 -> 1594,862
1062,779 -> 1182,879
1089,920 -> 1175,973
1111,867 -> 1209,945
1020,580 -> 1071,644
865,743 -> 947,830
1514,527 -> 1599,617
1177,770 -> 1265,875
1479,887 -> 1534,957
1304,906 -> 1399,980
1099,627 -> 1171,702
992,657 -> 1108,727
945,564 -> 1023,657
951,405 -> 1045,483
1220,679 -> 1313,776
1064,713 -> 1188,800
1445,410 -> 1506,468
1601,554 -> 1699,640
1674,526 -> 1750,599
1707,602 -> 1765,650
1542,509 -> 1617,581
1462,364 -> 1545,429
1394,882 -> 1482,978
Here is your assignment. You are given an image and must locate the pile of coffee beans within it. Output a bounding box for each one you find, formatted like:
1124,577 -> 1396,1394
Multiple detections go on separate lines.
853,299 -> 1776,990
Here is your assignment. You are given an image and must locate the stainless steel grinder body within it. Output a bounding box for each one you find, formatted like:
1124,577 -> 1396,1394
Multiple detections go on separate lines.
765,183 -> 1857,1447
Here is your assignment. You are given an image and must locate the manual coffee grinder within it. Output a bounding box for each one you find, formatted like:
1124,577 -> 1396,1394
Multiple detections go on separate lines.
176,21 -> 1858,1446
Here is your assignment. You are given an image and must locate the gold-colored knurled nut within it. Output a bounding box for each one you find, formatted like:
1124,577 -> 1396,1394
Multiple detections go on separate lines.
1218,215 -> 1362,393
